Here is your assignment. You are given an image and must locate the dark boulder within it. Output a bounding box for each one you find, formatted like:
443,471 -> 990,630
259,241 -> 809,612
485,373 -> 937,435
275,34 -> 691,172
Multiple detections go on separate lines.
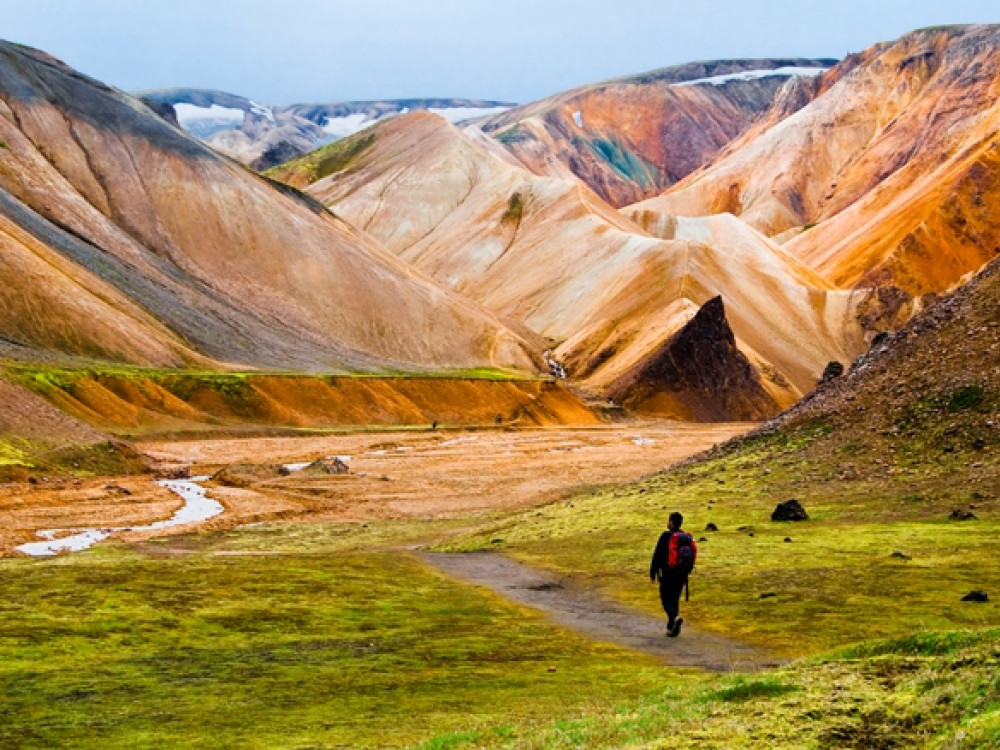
772,499 -> 808,521
819,360 -> 845,384
705,522 -> 719,531
949,509 -> 977,521
961,590 -> 989,602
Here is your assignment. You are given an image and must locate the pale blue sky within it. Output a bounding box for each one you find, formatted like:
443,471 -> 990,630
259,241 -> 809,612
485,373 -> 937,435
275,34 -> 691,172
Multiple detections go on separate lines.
5,1 -> 998,104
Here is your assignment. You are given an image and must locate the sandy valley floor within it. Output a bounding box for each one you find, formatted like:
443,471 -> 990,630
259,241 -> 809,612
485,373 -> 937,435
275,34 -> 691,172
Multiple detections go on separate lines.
3,422 -> 752,555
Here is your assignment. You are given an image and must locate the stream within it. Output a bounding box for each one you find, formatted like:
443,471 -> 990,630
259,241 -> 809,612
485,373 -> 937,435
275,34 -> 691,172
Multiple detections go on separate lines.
15,477 -> 222,557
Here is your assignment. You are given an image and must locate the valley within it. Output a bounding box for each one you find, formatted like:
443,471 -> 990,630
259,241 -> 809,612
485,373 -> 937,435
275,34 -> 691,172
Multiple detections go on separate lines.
0,20 -> 999,749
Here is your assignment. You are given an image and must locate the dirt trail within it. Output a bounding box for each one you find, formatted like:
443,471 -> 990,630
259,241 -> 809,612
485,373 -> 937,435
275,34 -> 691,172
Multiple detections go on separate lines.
421,551 -> 783,672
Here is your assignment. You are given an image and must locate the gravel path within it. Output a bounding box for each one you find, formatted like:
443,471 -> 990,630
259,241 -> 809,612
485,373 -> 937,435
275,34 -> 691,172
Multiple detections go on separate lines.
421,551 -> 784,672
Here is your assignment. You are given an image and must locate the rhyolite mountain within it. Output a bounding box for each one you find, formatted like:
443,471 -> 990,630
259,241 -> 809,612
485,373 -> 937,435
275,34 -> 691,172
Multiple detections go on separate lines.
139,88 -> 513,170
270,110 -> 865,413
475,58 -> 835,207
0,41 -> 537,373
632,25 -> 1000,299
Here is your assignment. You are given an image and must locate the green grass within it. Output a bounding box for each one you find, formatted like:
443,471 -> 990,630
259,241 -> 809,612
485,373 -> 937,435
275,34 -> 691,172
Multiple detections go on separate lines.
264,131 -> 378,185
0,526 -> 673,748
4,364 -> 533,389
439,421 -> 1000,657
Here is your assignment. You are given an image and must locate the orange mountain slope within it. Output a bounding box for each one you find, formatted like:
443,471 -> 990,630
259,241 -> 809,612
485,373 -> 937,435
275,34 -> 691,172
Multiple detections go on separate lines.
0,42 -> 537,373
475,59 -> 834,208
273,111 -> 865,409
630,25 -> 1000,297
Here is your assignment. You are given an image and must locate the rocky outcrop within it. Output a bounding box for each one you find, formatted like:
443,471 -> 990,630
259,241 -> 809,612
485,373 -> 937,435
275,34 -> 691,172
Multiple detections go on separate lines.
605,297 -> 782,421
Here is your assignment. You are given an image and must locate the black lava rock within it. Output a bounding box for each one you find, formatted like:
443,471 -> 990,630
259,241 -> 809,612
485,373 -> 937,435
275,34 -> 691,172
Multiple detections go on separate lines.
772,499 -> 809,522
949,509 -> 977,521
961,590 -> 989,602
705,523 -> 719,531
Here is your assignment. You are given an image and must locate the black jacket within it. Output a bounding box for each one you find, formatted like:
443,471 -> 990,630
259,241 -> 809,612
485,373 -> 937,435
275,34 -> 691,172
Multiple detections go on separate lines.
650,529 -> 686,582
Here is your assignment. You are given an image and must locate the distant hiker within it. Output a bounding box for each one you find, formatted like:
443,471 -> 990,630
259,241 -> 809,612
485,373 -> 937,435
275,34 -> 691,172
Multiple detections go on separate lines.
494,414 -> 503,426
650,511 -> 698,637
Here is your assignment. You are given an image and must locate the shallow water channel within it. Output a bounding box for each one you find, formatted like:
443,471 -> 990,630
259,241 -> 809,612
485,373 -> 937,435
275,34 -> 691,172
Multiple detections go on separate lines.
15,477 -> 222,557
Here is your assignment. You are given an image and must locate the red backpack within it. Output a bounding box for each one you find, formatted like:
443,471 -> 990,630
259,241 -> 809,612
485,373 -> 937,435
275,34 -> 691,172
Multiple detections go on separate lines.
667,531 -> 697,573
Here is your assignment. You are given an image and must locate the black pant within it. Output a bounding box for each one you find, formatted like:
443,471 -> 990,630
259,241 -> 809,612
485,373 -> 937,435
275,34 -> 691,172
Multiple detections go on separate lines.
658,576 -> 685,624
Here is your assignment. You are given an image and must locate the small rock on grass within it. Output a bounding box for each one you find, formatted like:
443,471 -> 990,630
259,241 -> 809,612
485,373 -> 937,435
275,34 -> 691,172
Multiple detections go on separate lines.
949,509 -> 977,521
891,551 -> 911,560
759,592 -> 777,599
772,499 -> 808,521
705,523 -> 718,531
961,590 -> 989,602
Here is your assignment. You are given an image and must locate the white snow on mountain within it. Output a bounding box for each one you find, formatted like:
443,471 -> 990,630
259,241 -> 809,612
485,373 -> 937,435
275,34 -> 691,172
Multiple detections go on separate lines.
173,102 -> 245,126
248,100 -> 276,123
322,113 -> 376,138
674,66 -> 828,87
428,105 -> 511,122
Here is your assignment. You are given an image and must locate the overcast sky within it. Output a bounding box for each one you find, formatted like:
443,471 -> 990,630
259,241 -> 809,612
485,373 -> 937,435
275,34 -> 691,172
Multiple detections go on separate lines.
5,1 -> 999,104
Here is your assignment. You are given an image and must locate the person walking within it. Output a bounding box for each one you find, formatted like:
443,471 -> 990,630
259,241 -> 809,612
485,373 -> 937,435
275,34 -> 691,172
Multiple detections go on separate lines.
649,511 -> 697,637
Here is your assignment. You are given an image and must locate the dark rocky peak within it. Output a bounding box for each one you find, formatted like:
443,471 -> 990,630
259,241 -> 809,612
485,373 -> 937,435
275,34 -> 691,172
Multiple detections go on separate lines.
607,296 -> 781,422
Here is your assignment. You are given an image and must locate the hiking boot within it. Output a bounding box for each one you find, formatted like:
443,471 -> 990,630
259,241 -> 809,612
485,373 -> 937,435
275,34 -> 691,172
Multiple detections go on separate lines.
666,619 -> 675,634
668,618 -> 683,638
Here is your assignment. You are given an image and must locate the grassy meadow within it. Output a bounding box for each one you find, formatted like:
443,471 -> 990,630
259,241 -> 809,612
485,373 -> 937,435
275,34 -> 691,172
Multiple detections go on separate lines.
2,403 -> 998,747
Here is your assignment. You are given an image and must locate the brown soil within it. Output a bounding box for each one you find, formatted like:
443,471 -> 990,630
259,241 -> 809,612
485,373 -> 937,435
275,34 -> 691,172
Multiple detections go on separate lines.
421,551 -> 782,671
2,422 -> 750,555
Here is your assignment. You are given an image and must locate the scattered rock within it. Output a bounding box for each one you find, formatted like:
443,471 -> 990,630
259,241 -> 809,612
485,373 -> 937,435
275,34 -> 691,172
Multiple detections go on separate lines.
527,582 -> 563,592
784,537 -> 792,543
748,531 -> 754,537
698,537 -> 708,542
890,551 -> 912,560
949,509 -> 977,521
212,463 -> 283,487
772,499 -> 809,522
277,466 -> 292,476
961,590 -> 989,602
759,592 -> 777,599
736,525 -> 752,532
304,457 -> 350,475
103,484 -> 132,495
820,360 -> 845,384
705,523 -> 718,531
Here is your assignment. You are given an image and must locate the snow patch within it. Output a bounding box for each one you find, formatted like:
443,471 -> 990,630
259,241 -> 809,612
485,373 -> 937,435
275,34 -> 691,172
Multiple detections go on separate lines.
428,106 -> 510,123
675,67 -> 828,87
632,437 -> 656,446
572,110 -> 583,128
174,103 -> 244,126
248,100 -> 275,123
322,113 -> 377,138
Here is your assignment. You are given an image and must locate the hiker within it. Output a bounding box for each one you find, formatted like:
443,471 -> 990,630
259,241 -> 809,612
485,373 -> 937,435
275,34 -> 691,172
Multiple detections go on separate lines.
649,511 -> 697,637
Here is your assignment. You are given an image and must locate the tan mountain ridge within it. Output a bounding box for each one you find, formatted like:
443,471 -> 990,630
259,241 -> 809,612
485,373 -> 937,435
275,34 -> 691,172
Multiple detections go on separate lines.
476,58 -> 835,208
631,25 -> 1000,298
0,41 -> 537,373
271,111 -> 866,416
